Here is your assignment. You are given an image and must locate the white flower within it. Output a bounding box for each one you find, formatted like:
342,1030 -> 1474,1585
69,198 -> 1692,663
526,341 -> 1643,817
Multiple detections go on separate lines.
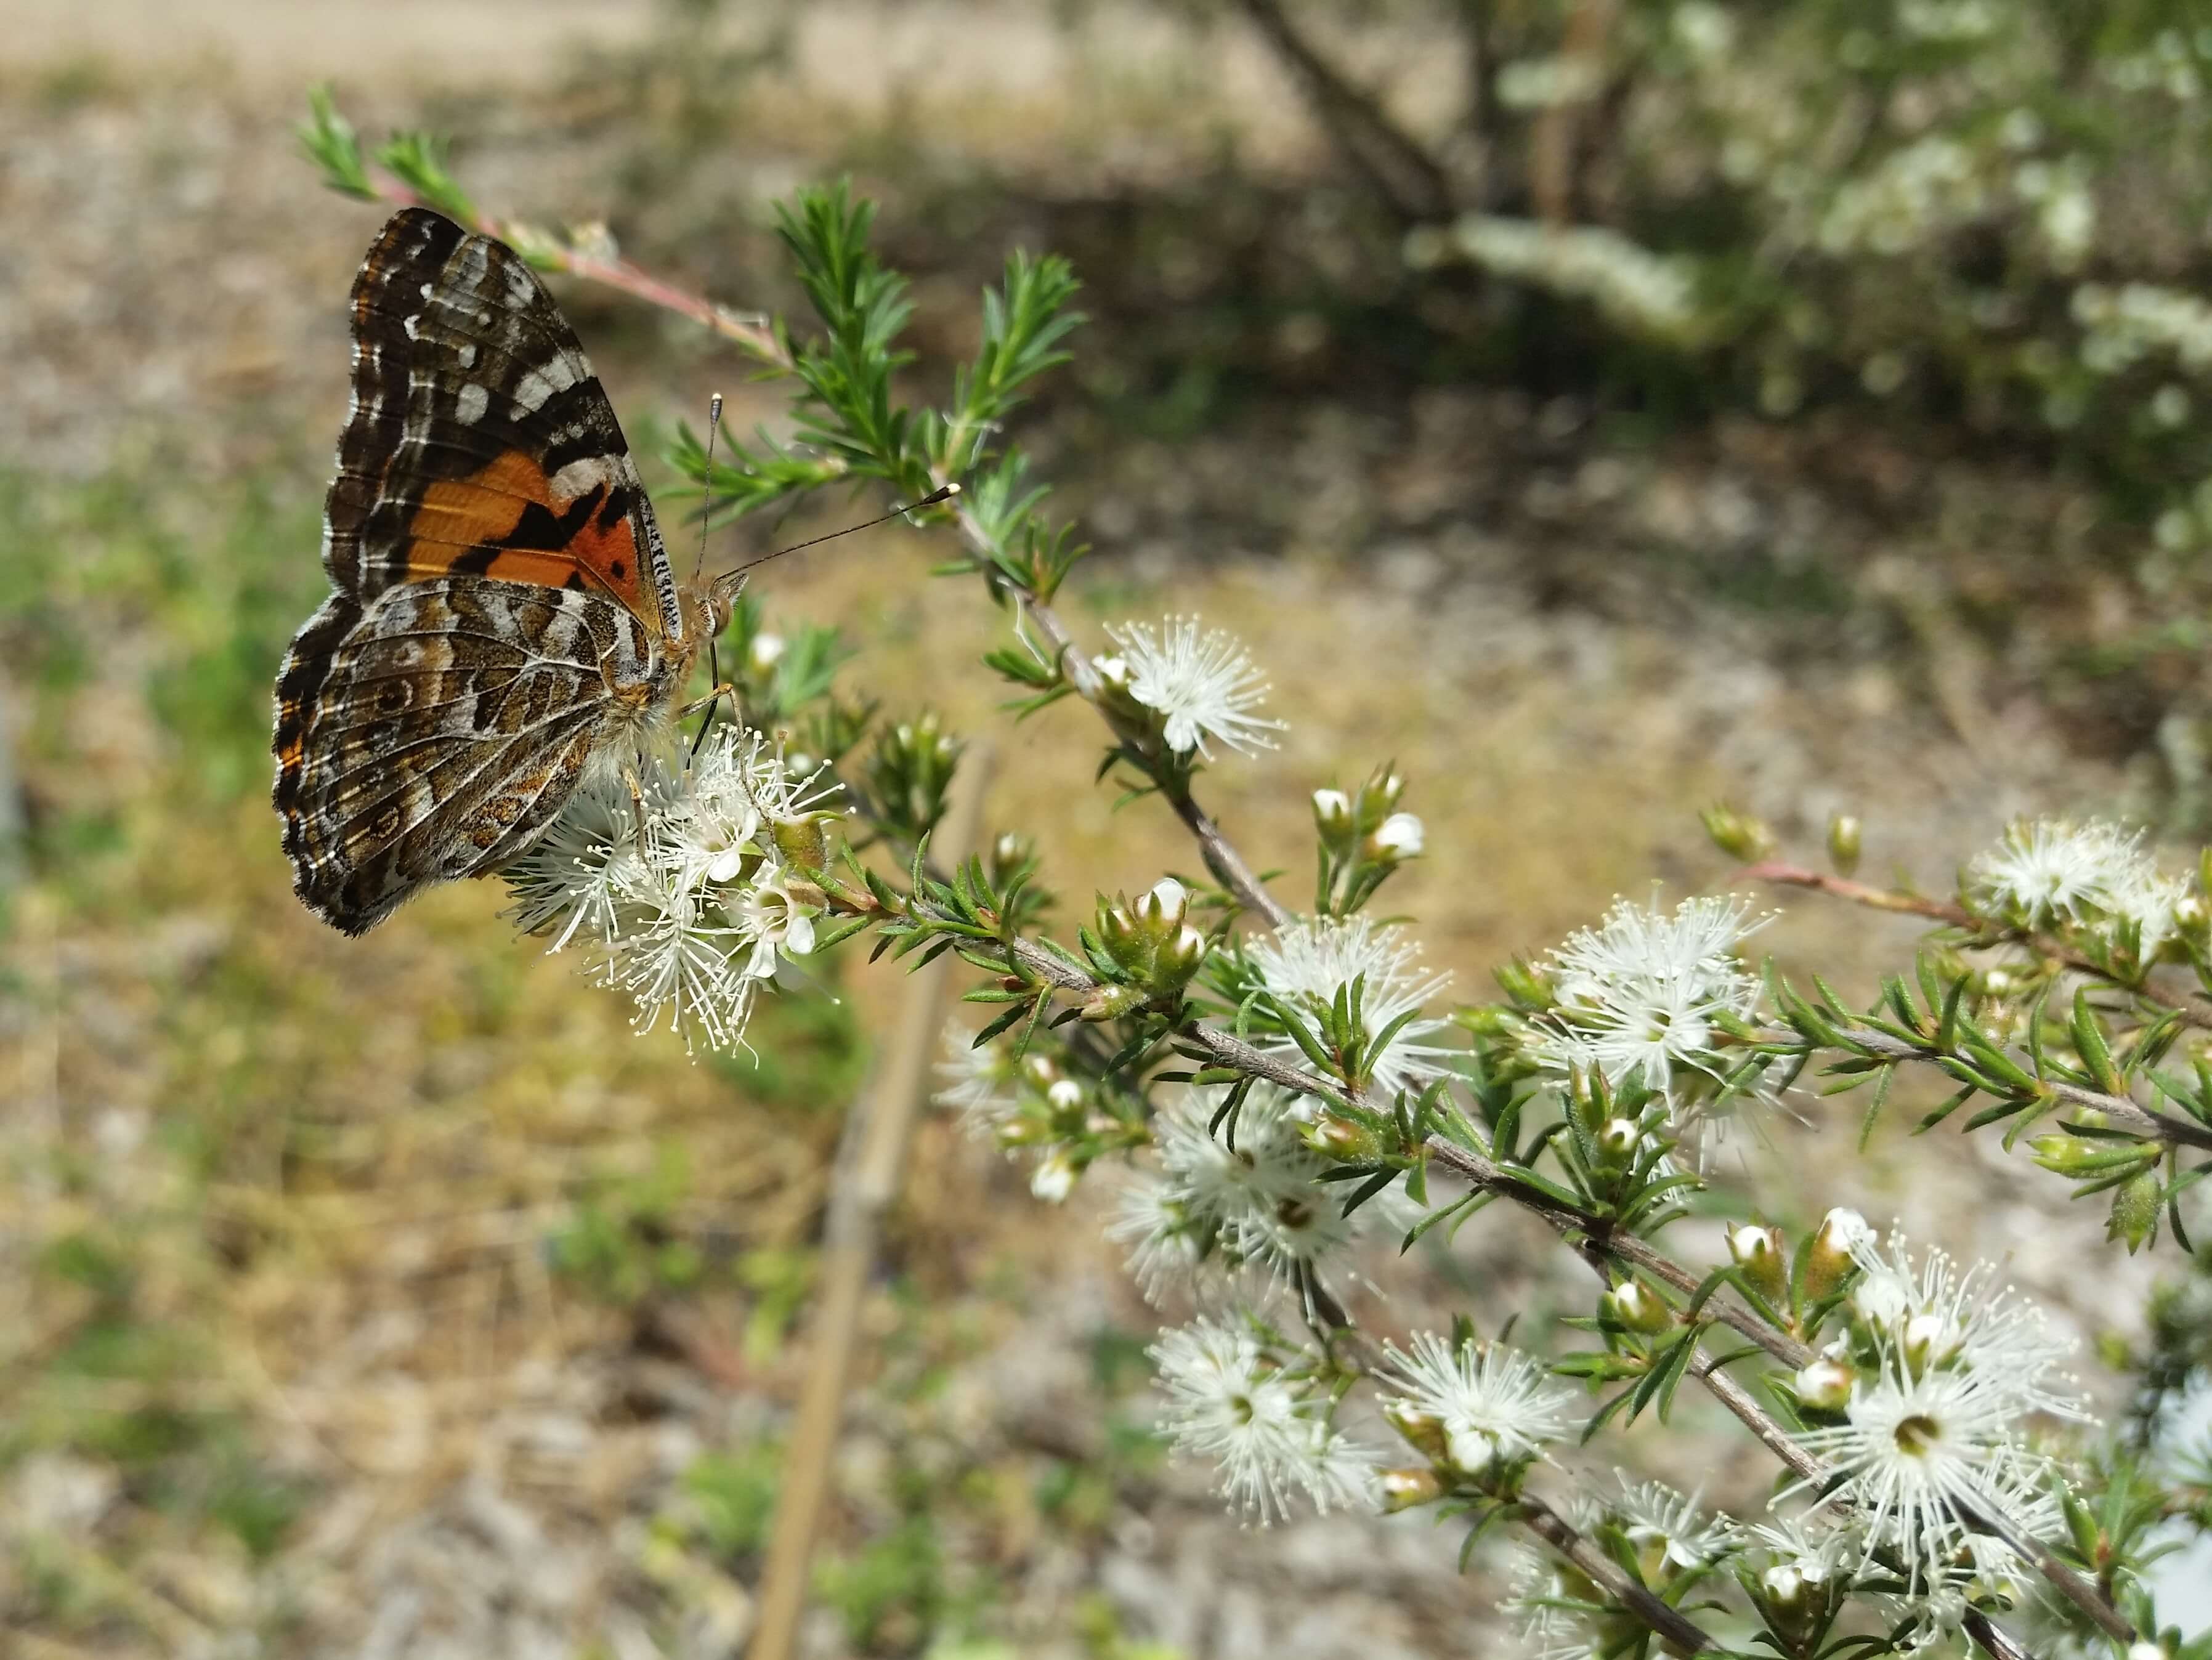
1533,893 -> 1767,1101
1245,915 -> 1455,1099
1845,1230 -> 2084,1421
1102,615 -> 1286,758
932,1021 -> 1016,1134
500,722 -> 843,1056
1608,1475 -> 1742,1574
1108,1170 -> 1208,1302
1965,817 -> 2161,929
1746,1509 -> 1855,1592
1154,1086 -> 1358,1292
732,862 -> 819,981
1149,1316 -> 1378,1523
1788,1351 -> 2071,1590
1378,1330 -> 1576,1476
1504,1547 -> 1605,1660
1030,1151 -> 1077,1204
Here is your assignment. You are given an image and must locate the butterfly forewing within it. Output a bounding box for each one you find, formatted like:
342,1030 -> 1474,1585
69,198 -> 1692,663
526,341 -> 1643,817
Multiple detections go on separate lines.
274,208 -> 691,935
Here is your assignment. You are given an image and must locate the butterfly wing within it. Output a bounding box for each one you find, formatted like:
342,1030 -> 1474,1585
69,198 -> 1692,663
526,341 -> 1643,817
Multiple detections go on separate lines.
274,208 -> 684,934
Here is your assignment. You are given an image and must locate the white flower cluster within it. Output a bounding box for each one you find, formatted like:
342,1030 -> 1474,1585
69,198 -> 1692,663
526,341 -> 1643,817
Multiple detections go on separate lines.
2075,281 -> 2212,377
1149,1315 -> 1377,1523
1111,1085 -> 1353,1302
1532,893 -> 1768,1106
1410,216 -> 1704,342
1964,816 -> 2196,952
1244,914 -> 1455,1100
1379,1330 -> 1576,1481
1097,615 -> 1285,759
1787,1218 -> 2086,1594
1814,135 -> 1988,258
1504,1477 -> 1737,1658
503,723 -> 837,1053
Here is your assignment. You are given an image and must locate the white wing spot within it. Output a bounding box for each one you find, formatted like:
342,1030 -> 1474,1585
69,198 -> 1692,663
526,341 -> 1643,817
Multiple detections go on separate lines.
511,352 -> 583,415
456,343 -> 477,368
403,313 -> 421,341
550,456 -> 612,498
455,383 -> 491,426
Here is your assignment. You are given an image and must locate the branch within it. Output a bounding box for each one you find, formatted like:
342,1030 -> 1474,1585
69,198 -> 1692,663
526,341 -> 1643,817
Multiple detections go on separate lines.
360,174 -> 791,368
1748,860 -> 2212,1032
1518,1492 -> 1721,1654
1231,0 -> 1457,223
1762,1019 -> 2212,1156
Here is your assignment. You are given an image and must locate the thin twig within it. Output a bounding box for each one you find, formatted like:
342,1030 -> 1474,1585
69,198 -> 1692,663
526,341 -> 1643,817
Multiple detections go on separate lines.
1518,1492 -> 1720,1653
363,176 -> 790,366
1230,0 -> 1458,224
1760,1019 -> 2212,1155
1748,859 -> 2212,1032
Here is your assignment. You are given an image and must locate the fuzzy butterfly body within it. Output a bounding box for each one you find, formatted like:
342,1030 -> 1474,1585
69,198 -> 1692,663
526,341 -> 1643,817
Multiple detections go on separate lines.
274,206 -> 719,934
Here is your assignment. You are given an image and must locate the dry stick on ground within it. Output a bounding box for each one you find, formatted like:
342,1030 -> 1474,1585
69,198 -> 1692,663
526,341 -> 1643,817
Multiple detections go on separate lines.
748,748 -> 995,1660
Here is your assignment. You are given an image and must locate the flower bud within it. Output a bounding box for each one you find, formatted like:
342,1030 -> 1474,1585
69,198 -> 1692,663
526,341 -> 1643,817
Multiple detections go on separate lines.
1384,1403 -> 1448,1461
1826,812 -> 1862,877
995,1116 -> 1050,1149
1793,1357 -> 1854,1412
2108,1170 -> 2162,1254
1303,1113 -> 1383,1162
1607,1279 -> 1671,1334
1380,1467 -> 1444,1512
1701,803 -> 1776,863
1727,1223 -> 1787,1306
1080,984 -> 1146,1022
1761,1563 -> 1807,1609
1355,763 -> 1406,819
1030,1152 -> 1077,1203
747,631 -> 786,673
1151,924 -> 1209,992
1138,877 -> 1189,928
1021,1054 -> 1061,1090
769,813 -> 833,873
1311,788 -> 1354,849
2028,1133 -> 2102,1176
1364,812 -> 1425,864
1493,957 -> 1555,1011
1597,1116 -> 1642,1161
2175,892 -> 2208,936
1046,1078 -> 1084,1114
989,831 -> 1035,886
1445,1424 -> 1501,1475
1802,1208 -> 1870,1303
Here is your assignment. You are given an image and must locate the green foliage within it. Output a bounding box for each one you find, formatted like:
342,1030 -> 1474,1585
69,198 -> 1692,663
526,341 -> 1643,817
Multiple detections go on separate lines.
681,1443 -> 782,1560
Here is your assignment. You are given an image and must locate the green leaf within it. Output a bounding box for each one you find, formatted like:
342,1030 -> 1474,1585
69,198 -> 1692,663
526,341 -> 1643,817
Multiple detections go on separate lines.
299,87 -> 374,199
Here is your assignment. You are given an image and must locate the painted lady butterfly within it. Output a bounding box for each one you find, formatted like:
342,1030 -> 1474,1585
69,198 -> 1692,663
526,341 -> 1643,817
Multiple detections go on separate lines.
273,206 -> 735,934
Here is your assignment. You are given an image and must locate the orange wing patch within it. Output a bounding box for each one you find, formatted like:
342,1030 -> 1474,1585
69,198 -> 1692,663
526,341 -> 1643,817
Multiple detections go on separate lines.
404,449 -> 650,621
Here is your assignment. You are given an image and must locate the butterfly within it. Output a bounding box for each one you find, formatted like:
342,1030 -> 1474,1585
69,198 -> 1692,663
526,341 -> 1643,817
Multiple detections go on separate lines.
273,206 -> 737,935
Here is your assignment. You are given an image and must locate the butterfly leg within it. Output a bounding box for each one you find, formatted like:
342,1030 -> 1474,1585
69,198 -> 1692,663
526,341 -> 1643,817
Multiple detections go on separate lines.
684,682 -> 742,761
623,762 -> 652,858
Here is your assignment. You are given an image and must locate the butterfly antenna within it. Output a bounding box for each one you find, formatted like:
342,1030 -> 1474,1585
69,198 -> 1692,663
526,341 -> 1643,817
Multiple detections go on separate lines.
715,482 -> 962,582
691,392 -> 725,764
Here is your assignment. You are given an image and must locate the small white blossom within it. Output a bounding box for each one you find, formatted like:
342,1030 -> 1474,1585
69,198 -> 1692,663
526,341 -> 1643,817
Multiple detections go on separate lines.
1788,1351 -> 2073,1591
1608,1475 -> 1743,1573
1030,1151 -> 1077,1203
1154,1086 -> 1358,1292
1150,1316 -> 1379,1523
501,723 -> 842,1055
1108,1170 -> 1208,1302
1533,893 -> 1768,1102
1846,1230 -> 2084,1421
1246,916 -> 1456,1099
932,1021 -> 1016,1134
1103,615 -> 1286,758
1379,1330 -> 1576,1476
1966,817 -> 2152,926
1504,1548 -> 1606,1660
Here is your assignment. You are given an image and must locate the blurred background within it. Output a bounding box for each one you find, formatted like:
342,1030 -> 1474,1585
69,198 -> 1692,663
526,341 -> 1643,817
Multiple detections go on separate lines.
6,1 -> 2212,1655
